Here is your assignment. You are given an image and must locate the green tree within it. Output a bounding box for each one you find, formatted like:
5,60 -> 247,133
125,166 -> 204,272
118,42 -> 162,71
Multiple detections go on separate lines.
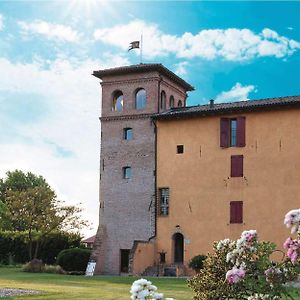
0,170 -> 88,260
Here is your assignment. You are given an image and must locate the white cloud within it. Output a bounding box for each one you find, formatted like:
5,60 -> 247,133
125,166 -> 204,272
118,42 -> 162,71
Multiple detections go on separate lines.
18,20 -> 81,42
0,54 -> 129,237
0,14 -> 4,31
173,61 -> 188,76
215,83 -> 256,103
94,20 -> 300,61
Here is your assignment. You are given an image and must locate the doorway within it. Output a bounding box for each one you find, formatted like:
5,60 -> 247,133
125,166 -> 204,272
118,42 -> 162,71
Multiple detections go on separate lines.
173,233 -> 184,263
120,249 -> 130,273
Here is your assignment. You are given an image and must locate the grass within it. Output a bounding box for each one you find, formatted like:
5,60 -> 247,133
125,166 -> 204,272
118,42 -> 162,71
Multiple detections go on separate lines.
0,267 -> 299,299
0,267 -> 192,299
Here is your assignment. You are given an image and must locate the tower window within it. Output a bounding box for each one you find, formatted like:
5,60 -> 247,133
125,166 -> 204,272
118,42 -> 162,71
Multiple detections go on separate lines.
177,145 -> 184,154
230,119 -> 237,146
124,128 -> 133,140
112,91 -> 123,112
159,188 -> 169,216
160,91 -> 166,111
135,88 -> 146,109
169,95 -> 175,108
178,100 -> 183,107
123,167 -> 132,179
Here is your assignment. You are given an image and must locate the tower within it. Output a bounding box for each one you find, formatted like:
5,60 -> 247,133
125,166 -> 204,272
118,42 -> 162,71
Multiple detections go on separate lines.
92,64 -> 193,275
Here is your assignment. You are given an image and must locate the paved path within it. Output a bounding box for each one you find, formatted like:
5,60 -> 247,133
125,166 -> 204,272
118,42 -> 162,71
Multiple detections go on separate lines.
0,288 -> 39,298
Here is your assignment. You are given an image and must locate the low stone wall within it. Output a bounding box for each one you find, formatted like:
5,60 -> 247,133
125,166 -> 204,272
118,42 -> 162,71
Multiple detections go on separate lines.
129,240 -> 156,275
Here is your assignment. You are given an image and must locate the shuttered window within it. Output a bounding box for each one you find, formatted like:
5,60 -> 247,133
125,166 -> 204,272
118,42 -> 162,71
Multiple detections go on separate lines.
159,188 -> 169,216
231,155 -> 243,177
220,117 -> 246,148
230,201 -> 243,223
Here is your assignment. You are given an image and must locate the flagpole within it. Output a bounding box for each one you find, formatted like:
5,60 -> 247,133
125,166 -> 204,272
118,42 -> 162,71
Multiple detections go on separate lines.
140,34 -> 143,64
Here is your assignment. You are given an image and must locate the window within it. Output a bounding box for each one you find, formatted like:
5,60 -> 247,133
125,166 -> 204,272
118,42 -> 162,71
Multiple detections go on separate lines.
160,91 -> 166,110
178,100 -> 183,107
230,201 -> 243,224
220,117 -> 246,148
112,91 -> 123,112
123,167 -> 132,179
159,188 -> 169,215
124,128 -> 133,140
177,145 -> 184,154
230,119 -> 237,146
169,96 -> 175,108
231,155 -> 243,177
135,88 -> 146,109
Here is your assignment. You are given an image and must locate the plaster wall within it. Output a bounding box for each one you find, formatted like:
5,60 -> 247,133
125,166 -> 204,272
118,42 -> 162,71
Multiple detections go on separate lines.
155,109 -> 300,269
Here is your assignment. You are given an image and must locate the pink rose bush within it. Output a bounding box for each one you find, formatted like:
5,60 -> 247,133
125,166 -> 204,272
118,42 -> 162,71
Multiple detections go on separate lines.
188,210 -> 299,300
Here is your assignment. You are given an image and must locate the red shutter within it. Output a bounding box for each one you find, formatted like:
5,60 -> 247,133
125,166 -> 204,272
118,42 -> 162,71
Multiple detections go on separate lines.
236,116 -> 246,147
220,118 -> 229,148
231,155 -> 243,177
230,201 -> 243,223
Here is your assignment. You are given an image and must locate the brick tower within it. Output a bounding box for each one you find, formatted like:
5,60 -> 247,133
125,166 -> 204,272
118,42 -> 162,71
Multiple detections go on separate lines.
92,64 -> 193,275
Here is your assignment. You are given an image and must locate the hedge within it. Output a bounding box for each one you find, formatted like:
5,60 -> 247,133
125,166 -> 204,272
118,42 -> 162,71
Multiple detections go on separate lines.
57,248 -> 91,272
0,231 -> 81,264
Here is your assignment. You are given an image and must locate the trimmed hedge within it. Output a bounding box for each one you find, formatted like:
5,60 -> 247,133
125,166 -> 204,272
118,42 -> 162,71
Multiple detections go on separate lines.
57,248 -> 91,272
0,231 -> 81,264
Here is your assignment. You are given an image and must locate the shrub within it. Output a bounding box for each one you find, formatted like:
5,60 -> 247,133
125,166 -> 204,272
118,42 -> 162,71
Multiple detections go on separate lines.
57,248 -> 91,272
189,254 -> 207,272
43,264 -> 65,274
188,209 -> 300,300
22,259 -> 44,273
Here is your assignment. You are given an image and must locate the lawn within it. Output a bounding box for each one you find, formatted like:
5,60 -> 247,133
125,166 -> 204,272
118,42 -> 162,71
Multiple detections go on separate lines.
0,267 -> 192,299
0,267 -> 299,299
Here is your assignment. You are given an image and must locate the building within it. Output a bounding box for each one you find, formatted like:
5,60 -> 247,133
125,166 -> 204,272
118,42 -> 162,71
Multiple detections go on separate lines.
82,235 -> 96,249
91,64 -> 193,275
92,63 -> 300,275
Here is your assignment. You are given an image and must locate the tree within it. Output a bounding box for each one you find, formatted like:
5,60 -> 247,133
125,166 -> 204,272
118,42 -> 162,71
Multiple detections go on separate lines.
0,170 -> 88,260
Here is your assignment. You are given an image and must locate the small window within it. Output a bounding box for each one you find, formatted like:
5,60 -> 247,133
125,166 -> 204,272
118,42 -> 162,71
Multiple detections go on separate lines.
124,128 -> 133,140
169,96 -> 175,108
231,155 -> 243,177
123,167 -> 132,179
135,89 -> 146,109
112,91 -> 123,112
159,188 -> 169,216
177,145 -> 184,154
178,100 -> 183,107
230,201 -> 243,224
160,91 -> 166,110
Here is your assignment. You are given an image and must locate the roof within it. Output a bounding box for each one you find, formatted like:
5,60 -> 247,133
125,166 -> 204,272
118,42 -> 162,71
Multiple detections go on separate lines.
82,235 -> 96,244
153,95 -> 300,120
92,63 -> 194,91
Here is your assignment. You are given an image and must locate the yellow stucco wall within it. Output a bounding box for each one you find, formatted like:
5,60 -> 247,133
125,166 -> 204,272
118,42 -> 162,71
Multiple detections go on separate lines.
155,109 -> 300,269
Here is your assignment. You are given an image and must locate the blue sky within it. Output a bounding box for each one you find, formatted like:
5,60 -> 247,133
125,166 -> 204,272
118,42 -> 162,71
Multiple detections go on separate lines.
0,1 -> 299,236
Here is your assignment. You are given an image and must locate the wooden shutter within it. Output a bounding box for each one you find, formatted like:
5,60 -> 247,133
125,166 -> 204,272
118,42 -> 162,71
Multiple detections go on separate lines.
236,116 -> 246,147
230,201 -> 243,223
231,155 -> 243,177
220,118 -> 229,148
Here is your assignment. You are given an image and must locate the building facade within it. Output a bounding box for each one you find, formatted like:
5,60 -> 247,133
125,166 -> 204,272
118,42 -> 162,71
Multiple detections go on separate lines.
92,63 -> 300,275
91,64 -> 193,274
153,97 -> 300,273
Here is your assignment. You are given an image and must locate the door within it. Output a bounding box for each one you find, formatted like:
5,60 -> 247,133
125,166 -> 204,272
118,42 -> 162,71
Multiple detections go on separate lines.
173,233 -> 184,263
120,249 -> 130,273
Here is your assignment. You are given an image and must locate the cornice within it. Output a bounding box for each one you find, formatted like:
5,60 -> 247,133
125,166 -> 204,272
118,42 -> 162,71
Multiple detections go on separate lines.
100,113 -> 154,122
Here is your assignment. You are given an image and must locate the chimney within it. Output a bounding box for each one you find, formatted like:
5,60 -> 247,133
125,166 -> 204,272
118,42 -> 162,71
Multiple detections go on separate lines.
209,99 -> 214,108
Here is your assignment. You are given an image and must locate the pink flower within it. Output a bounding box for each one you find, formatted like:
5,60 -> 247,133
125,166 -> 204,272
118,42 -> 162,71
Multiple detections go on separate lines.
226,267 -> 246,284
283,237 -> 292,249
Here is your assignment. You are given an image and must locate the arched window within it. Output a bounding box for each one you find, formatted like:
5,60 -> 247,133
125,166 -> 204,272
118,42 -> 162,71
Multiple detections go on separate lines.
169,96 -> 175,108
160,91 -> 166,110
112,91 -> 123,112
135,88 -> 146,109
178,100 -> 183,107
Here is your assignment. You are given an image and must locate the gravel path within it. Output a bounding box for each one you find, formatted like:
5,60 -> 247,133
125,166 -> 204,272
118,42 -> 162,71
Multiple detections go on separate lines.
0,288 -> 40,298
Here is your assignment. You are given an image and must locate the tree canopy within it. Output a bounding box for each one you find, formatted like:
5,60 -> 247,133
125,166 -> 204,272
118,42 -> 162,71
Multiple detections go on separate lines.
0,170 -> 88,260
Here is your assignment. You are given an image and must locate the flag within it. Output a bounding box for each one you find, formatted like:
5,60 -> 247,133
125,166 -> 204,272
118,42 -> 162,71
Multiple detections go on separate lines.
128,41 -> 140,51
